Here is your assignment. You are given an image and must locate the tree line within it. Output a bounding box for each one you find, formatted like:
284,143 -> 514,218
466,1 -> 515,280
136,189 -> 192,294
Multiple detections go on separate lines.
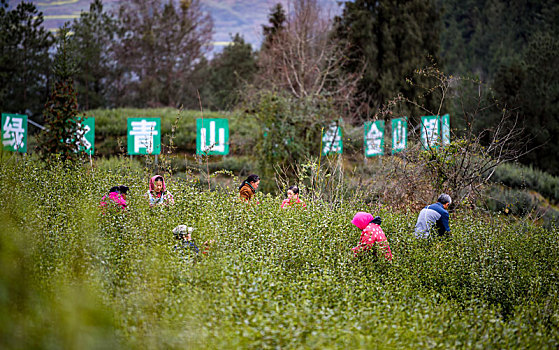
1,0 -> 558,174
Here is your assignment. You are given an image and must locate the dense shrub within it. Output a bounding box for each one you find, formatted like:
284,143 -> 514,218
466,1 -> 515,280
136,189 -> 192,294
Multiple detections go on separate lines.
492,163 -> 559,204
1,157 -> 558,348
485,185 -> 559,229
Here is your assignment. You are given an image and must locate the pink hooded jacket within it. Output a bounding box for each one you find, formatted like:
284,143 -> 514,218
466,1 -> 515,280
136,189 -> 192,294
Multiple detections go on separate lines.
351,212 -> 392,261
146,175 -> 174,206
99,192 -> 127,211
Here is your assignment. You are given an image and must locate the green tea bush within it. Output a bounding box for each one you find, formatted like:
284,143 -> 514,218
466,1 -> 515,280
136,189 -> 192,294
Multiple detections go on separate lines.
486,186 -> 542,216
167,155 -> 257,178
1,157 -> 558,348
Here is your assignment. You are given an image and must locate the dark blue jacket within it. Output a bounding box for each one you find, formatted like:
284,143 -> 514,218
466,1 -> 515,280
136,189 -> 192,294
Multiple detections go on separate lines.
414,202 -> 450,238
174,241 -> 200,257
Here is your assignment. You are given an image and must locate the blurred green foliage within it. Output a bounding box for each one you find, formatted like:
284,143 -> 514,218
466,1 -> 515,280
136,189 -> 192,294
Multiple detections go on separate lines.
1,157 -> 558,348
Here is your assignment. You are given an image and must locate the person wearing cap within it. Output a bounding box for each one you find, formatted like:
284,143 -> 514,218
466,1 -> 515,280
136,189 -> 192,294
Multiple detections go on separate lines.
414,194 -> 452,239
172,225 -> 200,256
351,212 -> 392,261
172,225 -> 214,259
146,174 -> 174,206
99,185 -> 129,211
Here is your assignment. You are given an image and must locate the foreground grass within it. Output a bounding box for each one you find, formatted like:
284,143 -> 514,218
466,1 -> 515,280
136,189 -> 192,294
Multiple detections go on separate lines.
0,157 -> 558,349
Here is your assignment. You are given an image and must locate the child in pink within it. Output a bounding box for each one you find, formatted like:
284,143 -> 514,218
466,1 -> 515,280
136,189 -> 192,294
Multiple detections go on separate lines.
351,212 -> 392,261
280,186 -> 307,209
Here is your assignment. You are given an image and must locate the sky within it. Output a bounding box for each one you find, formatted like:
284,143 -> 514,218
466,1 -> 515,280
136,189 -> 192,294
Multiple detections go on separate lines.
12,0 -> 346,52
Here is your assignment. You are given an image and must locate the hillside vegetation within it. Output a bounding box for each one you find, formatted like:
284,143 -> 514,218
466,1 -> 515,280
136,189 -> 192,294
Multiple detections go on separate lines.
87,108 -> 255,156
79,107 -> 559,225
1,157 -> 558,348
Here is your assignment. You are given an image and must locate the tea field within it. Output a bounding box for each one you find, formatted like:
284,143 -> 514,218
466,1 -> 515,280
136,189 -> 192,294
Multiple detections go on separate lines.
1,157 -> 558,349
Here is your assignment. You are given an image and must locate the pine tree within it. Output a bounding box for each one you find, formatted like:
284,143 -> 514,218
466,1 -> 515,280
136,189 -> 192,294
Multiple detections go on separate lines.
493,32 -> 559,175
70,0 -> 117,110
262,3 -> 286,49
438,0 -> 559,81
37,25 -> 82,161
207,33 -> 257,110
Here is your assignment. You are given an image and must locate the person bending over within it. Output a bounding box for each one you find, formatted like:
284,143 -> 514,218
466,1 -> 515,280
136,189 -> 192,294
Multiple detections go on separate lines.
281,186 -> 306,209
414,194 -> 452,239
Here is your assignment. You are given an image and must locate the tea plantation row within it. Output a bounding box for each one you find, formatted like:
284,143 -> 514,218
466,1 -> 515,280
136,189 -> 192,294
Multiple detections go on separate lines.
0,158 -> 557,348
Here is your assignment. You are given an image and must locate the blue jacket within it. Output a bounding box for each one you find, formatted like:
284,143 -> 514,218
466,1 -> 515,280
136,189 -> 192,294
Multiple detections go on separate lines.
174,241 -> 200,259
414,202 -> 450,238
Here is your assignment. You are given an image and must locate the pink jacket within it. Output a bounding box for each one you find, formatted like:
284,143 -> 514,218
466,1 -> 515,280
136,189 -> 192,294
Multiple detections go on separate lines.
351,212 -> 392,261
280,197 -> 306,209
100,192 -> 127,210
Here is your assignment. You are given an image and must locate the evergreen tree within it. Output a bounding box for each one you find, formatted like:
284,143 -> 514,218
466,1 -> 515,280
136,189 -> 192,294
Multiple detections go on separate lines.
38,25 -> 82,161
262,3 -> 286,49
0,0 -> 52,117
207,34 -> 257,110
181,56 -> 212,109
70,0 -> 117,110
334,0 -> 442,122
438,0 -> 559,81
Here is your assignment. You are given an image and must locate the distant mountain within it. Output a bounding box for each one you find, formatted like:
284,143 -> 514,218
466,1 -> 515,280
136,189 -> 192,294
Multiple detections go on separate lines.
12,0 -> 344,52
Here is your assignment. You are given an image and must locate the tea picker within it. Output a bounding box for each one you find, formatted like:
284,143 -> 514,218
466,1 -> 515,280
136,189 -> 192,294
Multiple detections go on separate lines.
172,225 -> 200,259
172,225 -> 214,259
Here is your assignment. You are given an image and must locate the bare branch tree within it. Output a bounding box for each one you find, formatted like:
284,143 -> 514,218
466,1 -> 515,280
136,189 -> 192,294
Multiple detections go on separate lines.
112,0 -> 213,107
255,0 -> 362,120
371,66 -> 536,208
